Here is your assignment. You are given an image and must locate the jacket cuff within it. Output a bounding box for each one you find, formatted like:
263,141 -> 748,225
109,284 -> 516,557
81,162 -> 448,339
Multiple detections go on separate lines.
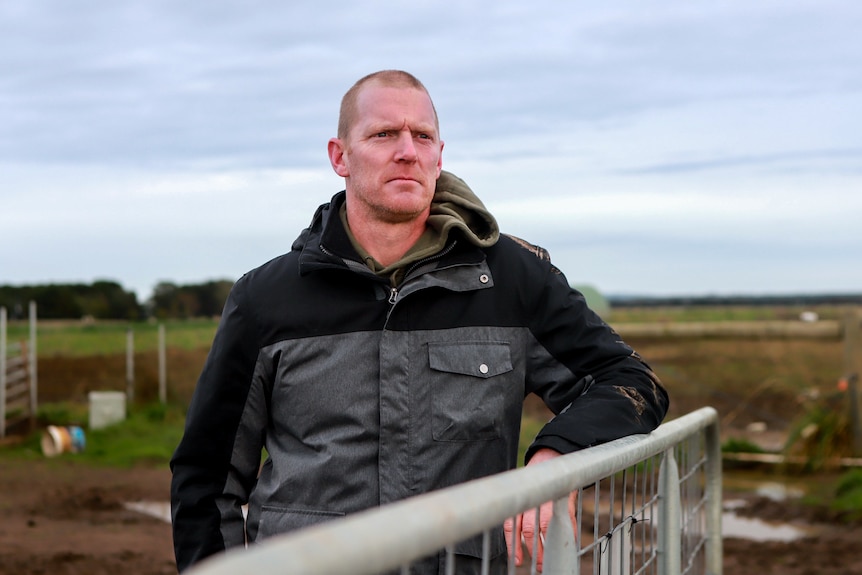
524,436 -> 587,465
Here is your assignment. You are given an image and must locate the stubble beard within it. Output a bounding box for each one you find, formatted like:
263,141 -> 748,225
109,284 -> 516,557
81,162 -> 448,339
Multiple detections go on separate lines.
352,180 -> 433,225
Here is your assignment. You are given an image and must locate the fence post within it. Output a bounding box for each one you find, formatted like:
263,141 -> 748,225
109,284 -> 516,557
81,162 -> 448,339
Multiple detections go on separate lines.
845,309 -> 862,457
658,447 -> 681,575
704,415 -> 723,575
159,323 -> 167,404
28,301 -> 37,425
1,307 -> 6,439
544,494 -> 578,575
126,328 -> 135,402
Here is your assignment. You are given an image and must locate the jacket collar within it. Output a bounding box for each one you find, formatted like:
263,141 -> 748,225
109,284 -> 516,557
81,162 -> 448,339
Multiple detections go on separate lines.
295,191 -> 359,276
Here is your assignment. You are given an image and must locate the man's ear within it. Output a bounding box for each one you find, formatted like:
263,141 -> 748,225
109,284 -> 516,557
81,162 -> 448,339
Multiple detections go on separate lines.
436,140 -> 444,178
328,138 -> 349,177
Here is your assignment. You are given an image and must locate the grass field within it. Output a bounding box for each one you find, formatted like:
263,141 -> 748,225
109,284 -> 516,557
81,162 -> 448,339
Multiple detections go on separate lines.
3,301 -> 852,356
4,318 -> 219,357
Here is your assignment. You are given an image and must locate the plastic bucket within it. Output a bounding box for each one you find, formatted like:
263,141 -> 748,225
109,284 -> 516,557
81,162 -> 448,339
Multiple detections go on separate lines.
41,425 -> 86,457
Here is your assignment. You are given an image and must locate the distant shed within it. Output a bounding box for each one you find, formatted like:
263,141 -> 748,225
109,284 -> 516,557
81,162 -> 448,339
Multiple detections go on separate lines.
572,284 -> 611,318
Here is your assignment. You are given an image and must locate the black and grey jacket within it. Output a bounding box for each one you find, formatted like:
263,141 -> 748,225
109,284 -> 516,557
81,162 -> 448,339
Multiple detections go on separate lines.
170,173 -> 669,572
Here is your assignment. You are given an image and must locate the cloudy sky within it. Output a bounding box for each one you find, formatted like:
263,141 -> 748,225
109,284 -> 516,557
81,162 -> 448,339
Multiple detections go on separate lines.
2,1 -> 860,301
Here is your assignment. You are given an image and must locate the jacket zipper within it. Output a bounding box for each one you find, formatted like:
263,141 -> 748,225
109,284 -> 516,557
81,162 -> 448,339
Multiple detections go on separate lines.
319,244 -> 335,257
321,241 -> 460,308
387,240 -> 459,307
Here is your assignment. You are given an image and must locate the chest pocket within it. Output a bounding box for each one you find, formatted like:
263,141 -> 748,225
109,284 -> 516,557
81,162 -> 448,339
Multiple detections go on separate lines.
428,341 -> 513,441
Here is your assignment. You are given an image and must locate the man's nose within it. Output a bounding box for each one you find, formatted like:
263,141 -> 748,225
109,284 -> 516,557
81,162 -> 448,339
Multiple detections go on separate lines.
394,132 -> 418,161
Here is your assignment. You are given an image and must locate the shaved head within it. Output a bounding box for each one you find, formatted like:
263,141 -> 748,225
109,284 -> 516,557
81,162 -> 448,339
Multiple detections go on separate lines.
337,70 -> 439,140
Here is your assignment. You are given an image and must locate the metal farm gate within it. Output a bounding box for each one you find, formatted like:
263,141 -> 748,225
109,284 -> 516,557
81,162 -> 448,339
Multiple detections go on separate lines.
188,407 -> 722,575
1,302 -> 38,438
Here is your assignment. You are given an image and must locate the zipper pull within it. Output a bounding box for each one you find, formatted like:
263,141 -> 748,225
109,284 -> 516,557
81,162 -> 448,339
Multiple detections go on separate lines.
388,287 -> 398,305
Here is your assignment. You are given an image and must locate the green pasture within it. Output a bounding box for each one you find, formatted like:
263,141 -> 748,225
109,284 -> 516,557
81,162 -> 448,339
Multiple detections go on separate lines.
4,318 -> 219,357
7,401 -> 186,468
2,301 -> 853,358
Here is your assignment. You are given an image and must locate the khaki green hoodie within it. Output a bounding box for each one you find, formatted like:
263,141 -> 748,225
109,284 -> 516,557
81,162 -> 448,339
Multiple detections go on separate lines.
341,170 -> 500,286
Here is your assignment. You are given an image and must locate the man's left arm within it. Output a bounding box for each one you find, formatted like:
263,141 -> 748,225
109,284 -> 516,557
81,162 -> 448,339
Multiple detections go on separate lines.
523,266 -> 669,461
526,352 -> 667,461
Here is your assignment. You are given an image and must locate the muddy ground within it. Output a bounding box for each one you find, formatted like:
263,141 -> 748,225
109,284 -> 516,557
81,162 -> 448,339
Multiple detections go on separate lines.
0,460 -> 175,575
2,338 -> 860,574
2,459 -> 861,575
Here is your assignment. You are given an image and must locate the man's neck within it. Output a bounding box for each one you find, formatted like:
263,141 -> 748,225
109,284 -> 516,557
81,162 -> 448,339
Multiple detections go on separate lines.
345,206 -> 429,268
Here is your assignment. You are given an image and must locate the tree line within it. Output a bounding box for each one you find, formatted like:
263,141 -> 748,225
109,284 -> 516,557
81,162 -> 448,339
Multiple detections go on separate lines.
0,280 -> 235,320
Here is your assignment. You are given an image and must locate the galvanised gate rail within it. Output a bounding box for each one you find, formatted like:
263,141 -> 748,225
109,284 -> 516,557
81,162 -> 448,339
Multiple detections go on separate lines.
189,407 -> 721,575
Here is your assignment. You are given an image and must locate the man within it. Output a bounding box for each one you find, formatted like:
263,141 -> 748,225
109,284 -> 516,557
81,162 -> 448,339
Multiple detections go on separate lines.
170,70 -> 669,573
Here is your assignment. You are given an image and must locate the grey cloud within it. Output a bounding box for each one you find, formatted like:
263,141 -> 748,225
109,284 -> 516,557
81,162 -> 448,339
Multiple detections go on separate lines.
3,1 -> 862,298
3,1 -> 860,171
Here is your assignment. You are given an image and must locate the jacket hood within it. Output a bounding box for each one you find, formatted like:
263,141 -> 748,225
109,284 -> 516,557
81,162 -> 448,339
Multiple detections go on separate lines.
429,171 -> 499,248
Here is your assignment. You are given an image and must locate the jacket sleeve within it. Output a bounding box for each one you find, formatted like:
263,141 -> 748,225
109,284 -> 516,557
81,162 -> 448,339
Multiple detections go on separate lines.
169,279 -> 267,572
523,262 -> 669,463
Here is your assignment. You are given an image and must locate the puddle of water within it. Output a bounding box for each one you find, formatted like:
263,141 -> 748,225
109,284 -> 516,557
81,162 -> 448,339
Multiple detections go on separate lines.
721,502 -> 811,541
718,472 -> 817,540
125,501 -> 172,523
124,501 -> 248,523
753,481 -> 804,501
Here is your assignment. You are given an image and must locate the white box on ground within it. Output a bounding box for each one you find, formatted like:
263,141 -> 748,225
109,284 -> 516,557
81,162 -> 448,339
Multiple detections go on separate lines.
88,391 -> 127,429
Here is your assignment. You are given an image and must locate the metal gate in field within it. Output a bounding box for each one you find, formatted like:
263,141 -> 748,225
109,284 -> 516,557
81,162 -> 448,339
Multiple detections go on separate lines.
188,406 -> 721,575
1,302 -> 38,439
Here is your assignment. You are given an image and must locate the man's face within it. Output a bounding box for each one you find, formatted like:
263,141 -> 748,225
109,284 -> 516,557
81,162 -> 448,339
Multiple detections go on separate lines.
328,82 -> 444,224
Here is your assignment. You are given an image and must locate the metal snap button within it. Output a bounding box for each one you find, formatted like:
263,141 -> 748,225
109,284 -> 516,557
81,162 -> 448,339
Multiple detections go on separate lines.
479,274 -> 489,284
479,363 -> 489,374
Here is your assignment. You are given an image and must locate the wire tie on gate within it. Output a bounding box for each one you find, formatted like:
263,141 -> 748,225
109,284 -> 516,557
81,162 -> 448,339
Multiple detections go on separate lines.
600,514 -> 642,551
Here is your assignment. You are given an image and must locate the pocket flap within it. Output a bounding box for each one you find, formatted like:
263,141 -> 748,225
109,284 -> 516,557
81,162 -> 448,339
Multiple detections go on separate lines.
428,342 -> 513,379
